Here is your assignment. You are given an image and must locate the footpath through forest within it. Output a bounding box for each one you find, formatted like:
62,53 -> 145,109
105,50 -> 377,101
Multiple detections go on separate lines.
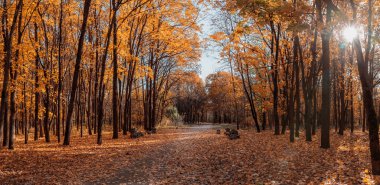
0,124 -> 377,184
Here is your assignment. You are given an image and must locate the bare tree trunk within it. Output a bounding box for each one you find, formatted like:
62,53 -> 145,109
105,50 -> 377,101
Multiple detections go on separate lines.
57,0 -> 64,143
34,23 -> 40,141
338,45 -> 346,135
271,23 -> 281,135
290,34 -> 300,142
349,46 -> 354,133
3,103 -> 8,146
63,0 -> 92,145
112,0 -> 119,139
97,3 -> 116,144
87,68 -> 93,135
319,0 -> 332,149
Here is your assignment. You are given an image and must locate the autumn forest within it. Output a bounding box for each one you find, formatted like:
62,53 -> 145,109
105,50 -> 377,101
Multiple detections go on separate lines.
1,0 -> 380,184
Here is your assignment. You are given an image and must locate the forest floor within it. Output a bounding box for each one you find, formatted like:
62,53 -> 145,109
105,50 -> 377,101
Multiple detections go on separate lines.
0,123 -> 378,184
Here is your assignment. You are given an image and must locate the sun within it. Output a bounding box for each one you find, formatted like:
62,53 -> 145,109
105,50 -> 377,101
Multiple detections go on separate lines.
342,26 -> 358,42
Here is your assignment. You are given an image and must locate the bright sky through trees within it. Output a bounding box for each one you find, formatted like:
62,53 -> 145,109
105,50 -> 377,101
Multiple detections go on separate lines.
199,5 -> 224,81
342,25 -> 359,42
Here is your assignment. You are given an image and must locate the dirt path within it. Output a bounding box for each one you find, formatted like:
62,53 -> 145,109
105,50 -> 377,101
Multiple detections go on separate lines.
2,124 -> 375,184
87,124 -> 375,185
89,124 -> 223,185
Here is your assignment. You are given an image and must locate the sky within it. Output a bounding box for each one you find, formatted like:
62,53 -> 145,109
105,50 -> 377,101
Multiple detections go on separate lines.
199,44 -> 223,81
198,6 -> 225,81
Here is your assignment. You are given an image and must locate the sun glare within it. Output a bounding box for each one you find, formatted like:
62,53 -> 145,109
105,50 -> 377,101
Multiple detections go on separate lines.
342,26 -> 358,42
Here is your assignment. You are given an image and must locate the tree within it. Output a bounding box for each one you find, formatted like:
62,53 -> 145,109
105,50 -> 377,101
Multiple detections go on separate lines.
0,0 -> 23,148
318,0 -> 332,149
63,0 -> 92,146
349,0 -> 380,175
173,71 -> 206,124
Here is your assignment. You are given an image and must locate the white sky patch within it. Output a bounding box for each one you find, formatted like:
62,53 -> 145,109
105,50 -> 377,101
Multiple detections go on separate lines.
198,4 -> 224,81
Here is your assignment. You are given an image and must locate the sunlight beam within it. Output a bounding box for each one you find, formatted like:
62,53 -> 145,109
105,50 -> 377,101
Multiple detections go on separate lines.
342,26 -> 358,42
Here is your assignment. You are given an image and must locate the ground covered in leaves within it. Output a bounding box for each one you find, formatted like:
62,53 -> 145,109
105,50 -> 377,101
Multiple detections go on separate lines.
0,124 -> 377,184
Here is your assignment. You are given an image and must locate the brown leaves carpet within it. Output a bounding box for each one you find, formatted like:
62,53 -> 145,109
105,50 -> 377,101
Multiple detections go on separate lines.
0,124 -> 377,184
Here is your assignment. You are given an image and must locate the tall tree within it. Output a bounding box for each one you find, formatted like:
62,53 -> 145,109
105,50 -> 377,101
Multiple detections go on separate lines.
350,0 -> 380,175
63,0 -> 92,146
0,0 -> 23,148
318,0 -> 332,149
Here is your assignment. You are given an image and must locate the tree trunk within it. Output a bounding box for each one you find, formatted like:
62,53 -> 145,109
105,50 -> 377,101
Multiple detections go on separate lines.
112,1 -> 119,139
338,45 -> 346,135
272,23 -> 281,135
57,0 -> 64,143
97,3 -> 116,144
319,0 -> 332,149
63,0 -> 92,145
